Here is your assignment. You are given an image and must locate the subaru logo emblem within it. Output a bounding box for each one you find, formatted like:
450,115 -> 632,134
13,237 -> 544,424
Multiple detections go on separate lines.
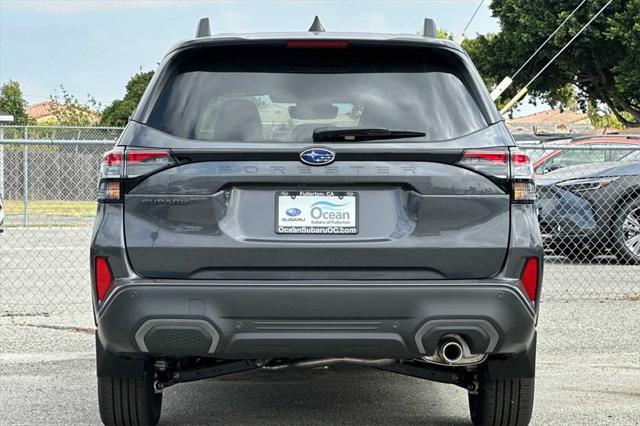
285,208 -> 302,217
300,147 -> 335,166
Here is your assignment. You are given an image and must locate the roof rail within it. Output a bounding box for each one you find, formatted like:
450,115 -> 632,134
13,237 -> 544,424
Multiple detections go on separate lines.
422,18 -> 437,38
196,17 -> 211,38
308,16 -> 325,32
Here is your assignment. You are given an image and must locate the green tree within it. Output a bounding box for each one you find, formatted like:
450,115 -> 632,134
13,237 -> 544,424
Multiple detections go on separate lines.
48,85 -> 101,126
437,29 -> 454,41
0,80 -> 30,124
100,71 -> 154,126
586,103 -> 628,129
463,0 -> 640,127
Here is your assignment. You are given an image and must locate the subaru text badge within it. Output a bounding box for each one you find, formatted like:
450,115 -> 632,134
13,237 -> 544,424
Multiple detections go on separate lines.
300,147 -> 335,166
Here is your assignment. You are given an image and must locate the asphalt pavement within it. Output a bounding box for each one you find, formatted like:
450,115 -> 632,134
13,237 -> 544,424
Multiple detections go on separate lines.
1,300 -> 638,425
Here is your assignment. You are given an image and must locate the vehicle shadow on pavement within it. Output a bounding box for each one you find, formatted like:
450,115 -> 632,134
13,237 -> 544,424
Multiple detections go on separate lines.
160,365 -> 472,425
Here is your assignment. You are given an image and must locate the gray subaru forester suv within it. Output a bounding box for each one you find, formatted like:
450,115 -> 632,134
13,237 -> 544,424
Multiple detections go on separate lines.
91,18 -> 542,426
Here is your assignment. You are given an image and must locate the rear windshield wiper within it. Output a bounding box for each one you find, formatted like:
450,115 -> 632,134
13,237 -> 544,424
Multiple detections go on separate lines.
312,127 -> 426,142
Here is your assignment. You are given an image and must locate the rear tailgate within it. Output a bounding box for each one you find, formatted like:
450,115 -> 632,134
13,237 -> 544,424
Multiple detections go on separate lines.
122,40 -> 510,280
123,142 -> 510,280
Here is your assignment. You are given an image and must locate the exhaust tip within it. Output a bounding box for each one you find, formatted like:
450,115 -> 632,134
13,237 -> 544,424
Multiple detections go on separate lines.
421,333 -> 487,366
441,340 -> 463,364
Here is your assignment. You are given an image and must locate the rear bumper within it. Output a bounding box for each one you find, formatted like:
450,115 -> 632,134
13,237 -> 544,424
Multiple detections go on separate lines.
97,282 -> 536,359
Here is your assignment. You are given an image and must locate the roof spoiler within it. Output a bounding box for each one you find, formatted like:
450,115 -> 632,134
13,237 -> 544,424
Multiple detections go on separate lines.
196,17 -> 211,38
422,18 -> 437,38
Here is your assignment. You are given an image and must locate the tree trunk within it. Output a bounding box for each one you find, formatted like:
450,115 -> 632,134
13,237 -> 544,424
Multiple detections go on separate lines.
615,98 -> 640,125
593,67 -> 640,127
598,88 -> 636,127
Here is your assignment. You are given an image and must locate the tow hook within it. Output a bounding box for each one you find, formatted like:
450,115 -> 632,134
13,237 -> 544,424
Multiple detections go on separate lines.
153,360 -> 170,393
154,360 -> 168,372
466,374 -> 480,395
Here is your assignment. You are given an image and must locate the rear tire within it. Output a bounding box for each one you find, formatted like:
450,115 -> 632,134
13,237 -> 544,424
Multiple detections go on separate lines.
468,376 -> 534,426
98,375 -> 162,426
612,198 -> 640,265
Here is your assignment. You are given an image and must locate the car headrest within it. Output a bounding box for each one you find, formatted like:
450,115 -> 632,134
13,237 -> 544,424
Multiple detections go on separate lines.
213,99 -> 263,142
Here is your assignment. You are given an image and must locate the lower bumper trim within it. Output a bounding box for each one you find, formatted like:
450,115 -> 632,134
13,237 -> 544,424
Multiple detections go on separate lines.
98,283 -> 536,359
134,319 -> 220,354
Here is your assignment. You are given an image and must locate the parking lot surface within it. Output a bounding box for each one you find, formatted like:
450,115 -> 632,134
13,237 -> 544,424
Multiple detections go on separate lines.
1,300 -> 638,425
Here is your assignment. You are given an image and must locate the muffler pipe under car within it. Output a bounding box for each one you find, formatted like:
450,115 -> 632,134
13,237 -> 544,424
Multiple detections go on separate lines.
262,358 -> 396,370
439,337 -> 464,364
294,358 -> 396,368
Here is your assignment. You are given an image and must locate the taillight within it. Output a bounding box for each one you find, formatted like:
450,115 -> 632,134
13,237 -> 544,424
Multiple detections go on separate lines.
458,149 -> 509,178
458,148 -> 536,203
520,257 -> 539,301
95,257 -> 113,302
97,149 -> 123,202
126,149 -> 174,178
509,149 -> 536,203
510,152 -> 533,178
97,148 -> 175,202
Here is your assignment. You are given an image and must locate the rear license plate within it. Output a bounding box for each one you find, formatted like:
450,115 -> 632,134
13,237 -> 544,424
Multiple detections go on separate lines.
276,191 -> 358,234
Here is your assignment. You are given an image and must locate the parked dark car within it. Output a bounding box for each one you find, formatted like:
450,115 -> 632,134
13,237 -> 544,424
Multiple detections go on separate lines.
91,18 -> 542,426
537,152 -> 640,263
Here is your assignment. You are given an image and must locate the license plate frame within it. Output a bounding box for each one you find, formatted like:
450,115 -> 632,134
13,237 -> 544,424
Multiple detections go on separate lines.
275,190 -> 358,235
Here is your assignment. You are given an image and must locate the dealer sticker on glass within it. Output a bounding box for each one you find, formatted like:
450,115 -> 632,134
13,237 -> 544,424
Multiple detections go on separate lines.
276,191 -> 358,234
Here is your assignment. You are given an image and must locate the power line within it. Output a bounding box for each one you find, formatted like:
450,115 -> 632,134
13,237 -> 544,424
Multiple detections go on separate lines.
500,0 -> 615,115
462,0 -> 485,36
511,0 -> 587,80
490,0 -> 588,101
524,0 -> 613,88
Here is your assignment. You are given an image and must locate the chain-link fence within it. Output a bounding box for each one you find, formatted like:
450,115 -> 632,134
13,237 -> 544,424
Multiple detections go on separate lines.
0,126 -> 120,322
520,143 -> 640,300
0,126 -> 638,322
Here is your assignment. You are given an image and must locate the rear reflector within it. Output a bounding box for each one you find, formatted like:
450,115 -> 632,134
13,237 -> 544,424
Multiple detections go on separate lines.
286,40 -> 349,48
95,257 -> 113,302
520,258 -> 539,301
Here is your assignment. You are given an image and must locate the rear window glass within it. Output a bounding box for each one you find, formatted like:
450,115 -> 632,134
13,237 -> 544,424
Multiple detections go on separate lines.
147,45 -> 488,142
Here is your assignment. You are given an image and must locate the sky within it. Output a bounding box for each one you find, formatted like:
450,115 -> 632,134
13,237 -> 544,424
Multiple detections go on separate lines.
1,0 -> 538,116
